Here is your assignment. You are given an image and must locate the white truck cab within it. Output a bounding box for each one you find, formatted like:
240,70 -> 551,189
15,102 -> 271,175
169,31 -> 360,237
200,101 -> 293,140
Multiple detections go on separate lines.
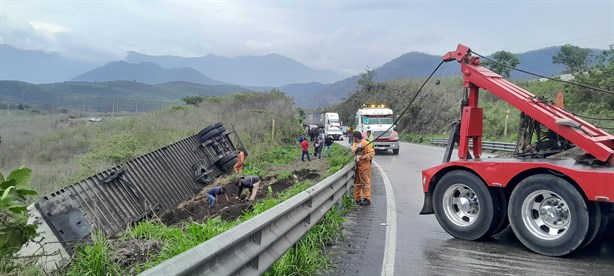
354,104 -> 400,154
324,112 -> 343,140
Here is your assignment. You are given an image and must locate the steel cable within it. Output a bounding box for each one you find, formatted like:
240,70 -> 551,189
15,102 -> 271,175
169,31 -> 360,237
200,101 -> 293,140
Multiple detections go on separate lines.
340,60 -> 446,166
471,51 -> 614,96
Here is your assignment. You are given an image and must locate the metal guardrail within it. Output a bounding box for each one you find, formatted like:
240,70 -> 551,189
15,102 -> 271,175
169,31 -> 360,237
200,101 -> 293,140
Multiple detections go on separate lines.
430,138 -> 516,152
141,163 -> 355,276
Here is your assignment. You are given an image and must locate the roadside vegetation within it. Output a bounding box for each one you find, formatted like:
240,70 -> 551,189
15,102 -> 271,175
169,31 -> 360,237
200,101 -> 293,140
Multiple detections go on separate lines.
2,88 -> 356,274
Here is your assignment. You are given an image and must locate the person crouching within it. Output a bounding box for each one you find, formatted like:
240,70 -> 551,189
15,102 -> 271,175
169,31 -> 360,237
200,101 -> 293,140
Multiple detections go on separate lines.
207,186 -> 229,208
235,175 -> 261,202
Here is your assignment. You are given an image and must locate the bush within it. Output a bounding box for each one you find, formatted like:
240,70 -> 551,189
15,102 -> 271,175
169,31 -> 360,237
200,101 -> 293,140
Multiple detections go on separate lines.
66,231 -> 121,276
0,167 -> 38,274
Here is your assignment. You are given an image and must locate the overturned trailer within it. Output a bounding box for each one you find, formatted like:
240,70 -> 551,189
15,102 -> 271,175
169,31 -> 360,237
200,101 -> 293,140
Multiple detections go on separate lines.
17,122 -> 245,271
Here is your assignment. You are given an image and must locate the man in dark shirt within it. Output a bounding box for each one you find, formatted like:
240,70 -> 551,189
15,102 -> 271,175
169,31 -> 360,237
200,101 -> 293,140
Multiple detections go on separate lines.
235,175 -> 261,201
206,186 -> 229,208
325,135 -> 334,157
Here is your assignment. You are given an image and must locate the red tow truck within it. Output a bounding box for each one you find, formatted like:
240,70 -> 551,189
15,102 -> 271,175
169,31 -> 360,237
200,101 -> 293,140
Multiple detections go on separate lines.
420,44 -> 614,256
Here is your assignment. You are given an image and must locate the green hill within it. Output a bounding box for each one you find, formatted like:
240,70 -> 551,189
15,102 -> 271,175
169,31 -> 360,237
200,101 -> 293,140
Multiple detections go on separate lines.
0,80 -> 249,112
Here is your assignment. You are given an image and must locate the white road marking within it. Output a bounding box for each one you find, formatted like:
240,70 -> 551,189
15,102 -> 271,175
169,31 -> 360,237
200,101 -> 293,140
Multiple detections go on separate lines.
374,160 -> 396,276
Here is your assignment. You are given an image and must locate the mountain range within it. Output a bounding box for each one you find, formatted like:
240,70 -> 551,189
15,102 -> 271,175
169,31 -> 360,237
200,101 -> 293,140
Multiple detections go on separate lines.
71,61 -> 228,85
0,44 -> 99,84
125,52 -> 345,87
0,44 -> 604,109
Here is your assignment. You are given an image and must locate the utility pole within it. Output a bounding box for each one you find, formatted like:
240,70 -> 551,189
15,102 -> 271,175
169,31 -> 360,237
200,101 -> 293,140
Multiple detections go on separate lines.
112,98 -> 115,117
135,100 -> 139,115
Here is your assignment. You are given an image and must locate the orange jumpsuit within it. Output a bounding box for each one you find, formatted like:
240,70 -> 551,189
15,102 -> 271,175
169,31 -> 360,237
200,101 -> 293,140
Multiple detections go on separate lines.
234,151 -> 245,174
351,139 -> 375,202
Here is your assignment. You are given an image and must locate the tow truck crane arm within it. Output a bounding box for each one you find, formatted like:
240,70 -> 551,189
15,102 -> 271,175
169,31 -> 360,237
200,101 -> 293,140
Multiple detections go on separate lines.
444,44 -> 614,164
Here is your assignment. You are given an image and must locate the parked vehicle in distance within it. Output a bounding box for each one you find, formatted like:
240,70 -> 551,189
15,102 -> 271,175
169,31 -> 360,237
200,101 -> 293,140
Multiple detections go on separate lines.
324,112 -> 343,140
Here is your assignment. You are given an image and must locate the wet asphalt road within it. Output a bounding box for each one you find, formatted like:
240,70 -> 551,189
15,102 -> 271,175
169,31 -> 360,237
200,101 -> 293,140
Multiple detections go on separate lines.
342,141 -> 614,275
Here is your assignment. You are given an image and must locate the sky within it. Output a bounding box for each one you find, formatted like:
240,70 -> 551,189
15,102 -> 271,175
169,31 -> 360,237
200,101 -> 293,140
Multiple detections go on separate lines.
1,0 -> 613,76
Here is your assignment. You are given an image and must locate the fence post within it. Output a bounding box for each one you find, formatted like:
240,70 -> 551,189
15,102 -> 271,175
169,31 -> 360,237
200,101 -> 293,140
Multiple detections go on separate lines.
272,119 -> 275,141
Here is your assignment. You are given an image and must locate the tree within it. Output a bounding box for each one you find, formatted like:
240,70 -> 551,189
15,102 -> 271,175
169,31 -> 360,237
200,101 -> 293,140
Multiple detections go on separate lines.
571,44 -> 614,108
181,96 -> 205,106
357,66 -> 376,91
482,50 -> 519,78
553,44 -> 591,73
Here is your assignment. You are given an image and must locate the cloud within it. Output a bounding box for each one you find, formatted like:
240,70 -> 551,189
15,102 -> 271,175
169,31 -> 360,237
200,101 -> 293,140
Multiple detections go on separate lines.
1,0 -> 613,76
29,21 -> 67,35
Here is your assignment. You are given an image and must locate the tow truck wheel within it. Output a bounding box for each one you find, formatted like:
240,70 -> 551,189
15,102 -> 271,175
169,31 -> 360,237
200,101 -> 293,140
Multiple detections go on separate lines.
581,202 -> 602,249
508,174 -> 589,256
433,170 -> 503,240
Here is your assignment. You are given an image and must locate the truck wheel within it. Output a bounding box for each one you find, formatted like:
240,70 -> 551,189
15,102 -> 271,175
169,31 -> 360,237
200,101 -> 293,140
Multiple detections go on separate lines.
215,154 -> 237,167
217,126 -> 226,134
221,157 -> 238,170
200,129 -> 220,142
489,188 -> 509,236
393,149 -> 399,155
508,174 -> 589,256
197,125 -> 216,138
593,209 -> 609,242
433,170 -> 503,240
581,202 -> 602,249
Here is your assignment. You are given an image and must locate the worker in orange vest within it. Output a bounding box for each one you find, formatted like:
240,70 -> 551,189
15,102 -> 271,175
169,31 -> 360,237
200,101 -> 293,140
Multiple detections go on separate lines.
351,132 -> 375,206
234,150 -> 245,174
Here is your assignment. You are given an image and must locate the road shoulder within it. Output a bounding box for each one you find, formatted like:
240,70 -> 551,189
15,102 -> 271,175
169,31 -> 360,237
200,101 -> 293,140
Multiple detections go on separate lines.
325,166 -> 387,275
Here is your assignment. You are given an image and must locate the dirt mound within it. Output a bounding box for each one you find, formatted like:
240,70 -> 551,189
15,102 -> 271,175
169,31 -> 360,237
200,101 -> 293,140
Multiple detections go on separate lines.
270,179 -> 293,194
293,169 -> 320,180
219,202 -> 252,220
112,239 -> 162,269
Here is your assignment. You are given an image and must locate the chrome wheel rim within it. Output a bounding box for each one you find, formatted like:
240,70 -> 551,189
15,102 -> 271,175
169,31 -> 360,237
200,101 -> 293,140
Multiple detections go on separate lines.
521,190 -> 570,240
442,184 -> 480,226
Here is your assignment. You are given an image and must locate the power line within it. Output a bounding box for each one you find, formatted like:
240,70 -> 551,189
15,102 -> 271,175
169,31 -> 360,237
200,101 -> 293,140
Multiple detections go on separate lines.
575,113 -> 614,121
473,33 -> 614,52
473,50 -> 614,124
471,51 -> 614,96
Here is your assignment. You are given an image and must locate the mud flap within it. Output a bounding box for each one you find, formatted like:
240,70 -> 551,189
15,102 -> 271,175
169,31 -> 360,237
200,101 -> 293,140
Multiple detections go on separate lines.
419,193 -> 434,215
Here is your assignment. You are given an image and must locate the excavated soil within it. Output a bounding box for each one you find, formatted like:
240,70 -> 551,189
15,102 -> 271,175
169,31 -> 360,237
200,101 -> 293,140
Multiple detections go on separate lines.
158,168 -> 322,226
